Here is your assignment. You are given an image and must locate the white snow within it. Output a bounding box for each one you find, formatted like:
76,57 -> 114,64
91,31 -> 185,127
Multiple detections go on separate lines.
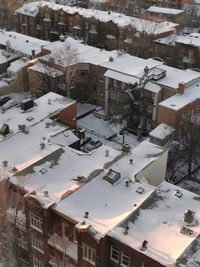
0,30 -> 49,56
159,81 -> 200,110
109,181 -> 200,266
104,70 -> 138,85
16,2 -> 178,35
147,6 -> 184,15
149,123 -> 175,140
55,174 -> 155,238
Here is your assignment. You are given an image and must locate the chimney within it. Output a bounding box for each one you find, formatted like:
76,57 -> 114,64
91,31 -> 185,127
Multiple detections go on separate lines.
178,82 -> 185,95
122,143 -> 131,153
31,49 -> 35,58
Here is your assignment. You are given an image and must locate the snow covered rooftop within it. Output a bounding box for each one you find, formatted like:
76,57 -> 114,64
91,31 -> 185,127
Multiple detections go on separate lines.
28,61 -> 64,77
156,33 -> 200,48
155,65 -> 200,89
147,6 -> 184,15
42,37 -> 119,67
55,175 -> 155,239
109,181 -> 200,266
10,144 -> 121,206
104,70 -> 139,85
159,80 -> 200,110
100,54 -> 163,78
0,30 -> 49,56
175,33 -> 200,48
8,58 -> 30,73
16,1 -> 178,35
149,123 -> 175,140
0,92 -> 75,139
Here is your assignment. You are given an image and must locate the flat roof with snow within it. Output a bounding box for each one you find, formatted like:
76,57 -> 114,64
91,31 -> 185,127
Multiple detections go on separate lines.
10,144 -> 121,206
0,30 -> 49,56
109,181 -> 200,266
159,81 -> 200,110
0,92 -> 75,139
147,6 -> 184,15
149,123 -> 175,140
55,175 -> 155,239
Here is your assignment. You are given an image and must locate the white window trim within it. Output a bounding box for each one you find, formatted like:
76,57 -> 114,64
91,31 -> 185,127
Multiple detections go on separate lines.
110,246 -> 119,263
83,243 -> 96,265
32,237 -> 44,254
33,257 -> 44,267
120,252 -> 130,267
30,213 -> 43,233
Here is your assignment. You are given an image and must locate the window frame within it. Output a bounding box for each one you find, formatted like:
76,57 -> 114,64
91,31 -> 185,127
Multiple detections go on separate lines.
32,236 -> 44,253
33,257 -> 44,267
30,213 -> 43,232
82,243 -> 96,265
110,246 -> 120,263
120,252 -> 130,267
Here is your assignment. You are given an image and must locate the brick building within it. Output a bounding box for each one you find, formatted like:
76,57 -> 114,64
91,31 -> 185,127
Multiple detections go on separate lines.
14,1 -> 177,57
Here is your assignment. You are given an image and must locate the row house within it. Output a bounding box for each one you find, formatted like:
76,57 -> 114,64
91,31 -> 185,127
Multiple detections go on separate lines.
14,1 -> 178,57
134,0 -> 193,9
155,33 -> 200,69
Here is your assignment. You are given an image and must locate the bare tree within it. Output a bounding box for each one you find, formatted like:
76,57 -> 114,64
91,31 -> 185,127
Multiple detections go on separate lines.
0,0 -> 8,28
30,42 -> 78,98
167,108 -> 200,182
0,176 -> 30,267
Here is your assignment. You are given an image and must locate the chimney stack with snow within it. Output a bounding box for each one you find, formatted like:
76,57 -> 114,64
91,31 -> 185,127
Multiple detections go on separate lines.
178,82 -> 185,95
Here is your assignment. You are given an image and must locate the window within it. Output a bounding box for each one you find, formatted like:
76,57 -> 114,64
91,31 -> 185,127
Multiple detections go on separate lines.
33,257 -> 44,267
32,237 -> 44,253
18,237 -> 29,263
83,244 -> 96,265
121,252 -> 130,267
110,246 -> 119,263
30,213 -> 43,232
147,105 -> 153,113
62,223 -> 69,238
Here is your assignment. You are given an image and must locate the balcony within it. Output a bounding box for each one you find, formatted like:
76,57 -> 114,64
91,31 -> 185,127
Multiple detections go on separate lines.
48,233 -> 78,262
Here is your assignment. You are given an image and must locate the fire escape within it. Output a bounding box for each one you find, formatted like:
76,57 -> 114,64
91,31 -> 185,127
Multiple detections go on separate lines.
126,66 -> 166,134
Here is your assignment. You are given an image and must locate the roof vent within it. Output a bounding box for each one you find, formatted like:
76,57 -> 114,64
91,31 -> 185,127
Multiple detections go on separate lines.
130,159 -> 133,164
12,165 -> 18,172
18,124 -> 26,131
123,225 -> 129,235
105,150 -> 109,157
0,123 -> 9,136
84,211 -> 89,218
184,209 -> 195,224
180,226 -> 193,236
40,143 -> 45,149
175,190 -> 183,198
125,180 -> 130,187
140,240 -> 148,251
109,56 -> 114,62
26,40 -> 29,43
2,160 -> 8,167
136,187 -> 144,194
44,191 -> 48,197
48,99 -> 51,105
103,169 -> 121,185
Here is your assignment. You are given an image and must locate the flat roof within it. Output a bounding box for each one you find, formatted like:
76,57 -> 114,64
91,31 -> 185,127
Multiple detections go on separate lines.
10,144 -> 121,206
147,6 -> 184,15
0,30 -> 49,56
149,123 -> 175,140
55,175 -> 155,238
159,81 -> 200,110
109,181 -> 200,266
0,92 -> 75,139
